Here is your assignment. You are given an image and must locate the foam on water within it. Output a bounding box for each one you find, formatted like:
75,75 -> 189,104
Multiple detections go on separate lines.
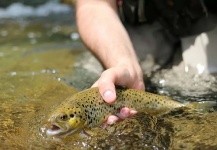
0,2 -> 71,18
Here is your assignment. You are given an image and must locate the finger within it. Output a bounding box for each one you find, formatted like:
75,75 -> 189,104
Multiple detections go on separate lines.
128,70 -> 145,91
92,76 -> 117,103
137,71 -> 145,90
117,107 -> 131,119
135,80 -> 145,91
114,68 -> 134,87
129,110 -> 137,116
91,70 -> 117,103
91,80 -> 99,88
114,67 -> 144,91
107,115 -> 119,125
98,68 -> 133,103
97,70 -> 117,103
101,115 -> 119,128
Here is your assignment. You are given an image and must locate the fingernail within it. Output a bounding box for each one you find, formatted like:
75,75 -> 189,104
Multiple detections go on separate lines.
103,90 -> 115,103
107,116 -> 118,125
130,110 -> 137,116
119,108 -> 130,119
104,90 -> 112,97
107,120 -> 115,125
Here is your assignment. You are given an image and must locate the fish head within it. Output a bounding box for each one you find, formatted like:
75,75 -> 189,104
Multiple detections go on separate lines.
46,106 -> 87,137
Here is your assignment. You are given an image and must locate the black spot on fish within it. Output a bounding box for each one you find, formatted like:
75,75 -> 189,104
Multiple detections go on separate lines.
70,114 -> 74,118
60,114 -> 68,120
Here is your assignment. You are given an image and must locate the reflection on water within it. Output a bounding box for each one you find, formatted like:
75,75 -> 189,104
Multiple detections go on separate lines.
0,9 -> 217,150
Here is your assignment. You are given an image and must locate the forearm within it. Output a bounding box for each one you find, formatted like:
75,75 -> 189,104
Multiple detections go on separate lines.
76,0 -> 144,123
76,0 -> 139,69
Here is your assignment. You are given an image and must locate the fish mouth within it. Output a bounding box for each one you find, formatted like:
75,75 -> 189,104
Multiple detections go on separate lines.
46,123 -> 82,137
46,123 -> 66,136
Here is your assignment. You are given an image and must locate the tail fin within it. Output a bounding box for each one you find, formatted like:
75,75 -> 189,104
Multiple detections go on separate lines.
185,101 -> 217,111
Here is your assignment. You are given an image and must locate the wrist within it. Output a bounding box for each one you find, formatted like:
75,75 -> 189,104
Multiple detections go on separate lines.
110,56 -> 141,71
103,50 -> 139,69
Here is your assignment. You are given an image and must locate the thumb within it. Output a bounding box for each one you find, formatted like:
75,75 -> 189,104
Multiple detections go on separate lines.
98,81 -> 116,104
97,70 -> 118,103
91,75 -> 116,103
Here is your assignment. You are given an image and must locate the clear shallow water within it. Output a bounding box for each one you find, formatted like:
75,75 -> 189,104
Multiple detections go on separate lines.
0,7 -> 217,150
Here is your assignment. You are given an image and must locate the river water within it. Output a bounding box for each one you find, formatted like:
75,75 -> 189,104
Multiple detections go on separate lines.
0,2 -> 217,150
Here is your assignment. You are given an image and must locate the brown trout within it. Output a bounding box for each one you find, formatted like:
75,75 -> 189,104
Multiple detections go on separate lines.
46,87 -> 214,137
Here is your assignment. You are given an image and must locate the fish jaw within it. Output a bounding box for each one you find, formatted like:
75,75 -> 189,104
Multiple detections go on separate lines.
46,123 -> 65,136
46,120 -> 69,137
46,117 -> 70,137
46,123 -> 82,137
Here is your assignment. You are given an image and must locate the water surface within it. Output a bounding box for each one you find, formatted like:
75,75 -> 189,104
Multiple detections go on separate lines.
0,8 -> 217,150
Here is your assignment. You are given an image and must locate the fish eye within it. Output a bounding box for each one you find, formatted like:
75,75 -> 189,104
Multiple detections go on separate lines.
70,114 -> 74,118
60,114 -> 68,121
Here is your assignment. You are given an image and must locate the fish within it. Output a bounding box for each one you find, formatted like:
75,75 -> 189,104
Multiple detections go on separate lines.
46,87 -> 215,137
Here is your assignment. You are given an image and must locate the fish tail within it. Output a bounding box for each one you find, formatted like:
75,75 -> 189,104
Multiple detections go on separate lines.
185,101 -> 217,111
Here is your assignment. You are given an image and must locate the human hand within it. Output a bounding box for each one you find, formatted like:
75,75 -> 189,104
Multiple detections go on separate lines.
92,65 -> 145,126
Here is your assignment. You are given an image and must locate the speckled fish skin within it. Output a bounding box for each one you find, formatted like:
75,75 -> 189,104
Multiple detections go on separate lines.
73,87 -> 184,128
46,87 -> 187,137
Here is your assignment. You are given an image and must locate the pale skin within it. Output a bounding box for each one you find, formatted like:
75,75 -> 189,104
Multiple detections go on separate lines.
76,0 -> 145,125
